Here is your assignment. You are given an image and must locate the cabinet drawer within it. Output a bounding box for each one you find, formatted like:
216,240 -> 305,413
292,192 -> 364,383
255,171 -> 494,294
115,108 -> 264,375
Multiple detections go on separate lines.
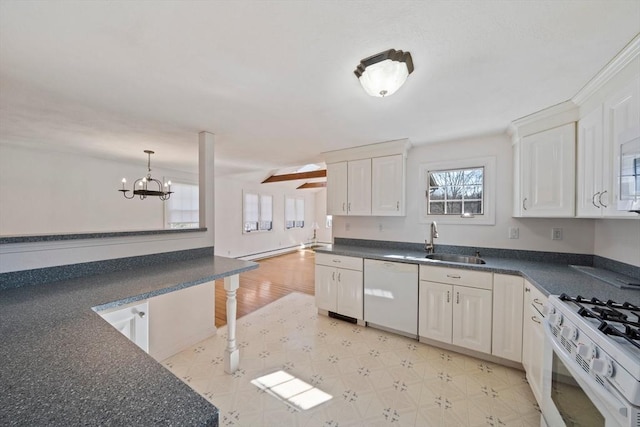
524,280 -> 547,312
419,265 -> 492,290
315,253 -> 363,271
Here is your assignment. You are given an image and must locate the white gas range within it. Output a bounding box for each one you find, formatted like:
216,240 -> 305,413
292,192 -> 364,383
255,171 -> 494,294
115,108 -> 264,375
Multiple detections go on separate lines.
543,293 -> 640,427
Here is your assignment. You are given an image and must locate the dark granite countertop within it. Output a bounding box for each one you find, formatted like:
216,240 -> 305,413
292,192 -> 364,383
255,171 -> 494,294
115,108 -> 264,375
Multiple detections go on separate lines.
316,244 -> 640,304
0,227 -> 208,244
0,255 -> 258,426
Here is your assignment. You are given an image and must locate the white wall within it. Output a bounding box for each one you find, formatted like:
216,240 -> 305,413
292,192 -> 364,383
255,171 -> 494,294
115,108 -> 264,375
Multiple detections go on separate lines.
314,188 -> 332,244
0,144 -> 197,235
594,220 -> 640,266
0,142 -> 214,273
332,133 -> 597,255
214,172 -> 319,258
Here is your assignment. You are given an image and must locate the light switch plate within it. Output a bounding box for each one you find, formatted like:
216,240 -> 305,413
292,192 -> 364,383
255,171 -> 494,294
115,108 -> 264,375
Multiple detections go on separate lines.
508,227 -> 519,239
552,227 -> 563,240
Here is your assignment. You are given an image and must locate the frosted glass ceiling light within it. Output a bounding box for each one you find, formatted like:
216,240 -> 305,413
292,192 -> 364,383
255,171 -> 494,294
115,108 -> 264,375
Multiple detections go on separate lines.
354,49 -> 414,97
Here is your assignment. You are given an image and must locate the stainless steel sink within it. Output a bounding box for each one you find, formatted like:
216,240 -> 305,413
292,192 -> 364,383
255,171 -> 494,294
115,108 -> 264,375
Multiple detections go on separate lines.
425,253 -> 486,265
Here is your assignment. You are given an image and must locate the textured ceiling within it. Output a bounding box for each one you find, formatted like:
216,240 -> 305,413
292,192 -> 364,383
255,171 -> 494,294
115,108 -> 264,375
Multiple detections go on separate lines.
1,1 -> 639,175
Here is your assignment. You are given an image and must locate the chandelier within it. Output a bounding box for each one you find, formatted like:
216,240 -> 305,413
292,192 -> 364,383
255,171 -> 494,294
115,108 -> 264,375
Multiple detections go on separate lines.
118,150 -> 173,200
354,49 -> 414,97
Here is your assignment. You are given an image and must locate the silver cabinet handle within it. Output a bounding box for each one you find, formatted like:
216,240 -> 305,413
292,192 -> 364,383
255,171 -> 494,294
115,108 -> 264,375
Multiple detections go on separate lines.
446,274 -> 461,279
533,298 -> 543,306
337,272 -> 341,282
523,198 -> 528,211
133,309 -> 145,318
599,191 -> 608,208
531,316 -> 541,324
342,202 -> 346,212
524,287 -> 530,293
447,291 -> 450,303
456,292 -> 460,304
592,192 -> 601,208
332,271 -> 335,281
332,259 -> 341,263
396,201 -> 400,211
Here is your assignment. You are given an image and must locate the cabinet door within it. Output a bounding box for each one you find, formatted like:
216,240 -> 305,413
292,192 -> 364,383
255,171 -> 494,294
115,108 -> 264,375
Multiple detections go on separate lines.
99,301 -> 149,352
315,264 -> 337,312
371,155 -> 404,216
452,286 -> 492,353
526,303 -> 545,404
520,123 -> 575,217
605,78 -> 640,216
336,268 -> 363,320
327,162 -> 348,215
418,281 -> 452,343
577,106 -> 606,217
347,159 -> 372,215
491,275 -> 524,362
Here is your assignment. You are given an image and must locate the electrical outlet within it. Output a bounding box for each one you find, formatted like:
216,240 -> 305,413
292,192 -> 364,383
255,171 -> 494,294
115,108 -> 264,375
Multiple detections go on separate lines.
345,223 -> 350,231
552,228 -> 563,241
508,227 -> 519,239
378,223 -> 383,232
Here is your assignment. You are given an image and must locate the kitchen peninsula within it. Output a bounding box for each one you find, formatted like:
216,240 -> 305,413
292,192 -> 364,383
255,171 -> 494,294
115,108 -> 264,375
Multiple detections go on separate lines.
0,243 -> 258,426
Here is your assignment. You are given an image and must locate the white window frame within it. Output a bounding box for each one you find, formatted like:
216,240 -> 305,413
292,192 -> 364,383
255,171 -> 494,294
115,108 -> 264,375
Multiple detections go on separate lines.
163,179 -> 199,229
419,156 -> 496,225
243,190 -> 273,233
285,196 -> 305,229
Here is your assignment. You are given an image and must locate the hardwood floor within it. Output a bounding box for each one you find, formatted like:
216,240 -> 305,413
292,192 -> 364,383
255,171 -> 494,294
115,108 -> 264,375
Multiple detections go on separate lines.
214,249 -> 316,327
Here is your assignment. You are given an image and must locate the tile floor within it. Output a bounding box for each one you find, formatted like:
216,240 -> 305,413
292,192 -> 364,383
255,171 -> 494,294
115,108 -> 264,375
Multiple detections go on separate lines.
163,292 -> 541,427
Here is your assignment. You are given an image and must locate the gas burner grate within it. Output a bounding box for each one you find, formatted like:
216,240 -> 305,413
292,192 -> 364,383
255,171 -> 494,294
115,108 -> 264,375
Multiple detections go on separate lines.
559,294 -> 640,350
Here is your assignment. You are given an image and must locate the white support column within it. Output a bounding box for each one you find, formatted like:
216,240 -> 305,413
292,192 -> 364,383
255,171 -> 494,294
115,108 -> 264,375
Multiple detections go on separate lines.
223,274 -> 240,374
198,131 -> 215,246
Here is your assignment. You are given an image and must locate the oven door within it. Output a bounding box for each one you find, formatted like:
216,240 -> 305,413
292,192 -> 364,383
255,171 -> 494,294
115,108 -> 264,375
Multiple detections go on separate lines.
542,321 -> 632,427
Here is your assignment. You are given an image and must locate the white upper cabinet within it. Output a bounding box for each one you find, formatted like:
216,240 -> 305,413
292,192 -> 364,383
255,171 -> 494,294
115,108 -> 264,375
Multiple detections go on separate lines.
326,162 -> 348,215
347,159 -> 372,215
515,123 -> 576,217
577,105 -> 608,216
324,139 -> 411,217
371,154 -> 405,216
326,159 -> 372,216
577,78 -> 639,218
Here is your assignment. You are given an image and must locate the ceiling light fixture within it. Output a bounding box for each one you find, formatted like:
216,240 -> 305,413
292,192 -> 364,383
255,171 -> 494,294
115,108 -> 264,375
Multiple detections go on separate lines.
118,150 -> 173,200
354,49 -> 414,97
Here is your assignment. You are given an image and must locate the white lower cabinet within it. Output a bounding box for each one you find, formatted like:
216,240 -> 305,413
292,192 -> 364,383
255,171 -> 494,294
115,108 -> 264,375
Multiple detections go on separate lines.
98,301 -> 149,353
521,280 -> 547,404
492,274 -> 524,362
315,253 -> 363,320
418,266 -> 492,354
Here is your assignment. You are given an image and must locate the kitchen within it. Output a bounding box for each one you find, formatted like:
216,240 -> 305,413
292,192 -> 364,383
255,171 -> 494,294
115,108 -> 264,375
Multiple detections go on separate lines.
1,1 -> 640,426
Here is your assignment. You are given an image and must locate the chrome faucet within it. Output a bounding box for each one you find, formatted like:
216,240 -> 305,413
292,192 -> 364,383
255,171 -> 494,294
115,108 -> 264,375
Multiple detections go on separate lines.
425,221 -> 438,253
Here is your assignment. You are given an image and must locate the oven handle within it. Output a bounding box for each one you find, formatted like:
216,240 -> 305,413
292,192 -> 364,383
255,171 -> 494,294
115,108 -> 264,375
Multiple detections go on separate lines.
544,320 -> 628,419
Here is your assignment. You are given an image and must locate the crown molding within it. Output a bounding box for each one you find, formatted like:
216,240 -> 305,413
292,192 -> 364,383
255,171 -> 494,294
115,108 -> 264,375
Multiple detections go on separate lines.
572,33 -> 640,105
323,138 -> 412,163
508,100 -> 578,142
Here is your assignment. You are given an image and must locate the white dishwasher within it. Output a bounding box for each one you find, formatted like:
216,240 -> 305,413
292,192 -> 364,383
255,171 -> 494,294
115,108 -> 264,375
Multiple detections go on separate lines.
364,259 -> 419,337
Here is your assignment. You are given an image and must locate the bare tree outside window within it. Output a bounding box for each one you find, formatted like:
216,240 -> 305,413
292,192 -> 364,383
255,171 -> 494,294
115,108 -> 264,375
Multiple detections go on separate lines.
427,167 -> 484,215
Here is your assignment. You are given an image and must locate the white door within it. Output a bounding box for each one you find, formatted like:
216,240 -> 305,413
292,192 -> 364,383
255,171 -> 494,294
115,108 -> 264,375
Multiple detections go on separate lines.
336,268 -> 363,320
418,281 -> 452,343
347,159 -> 372,215
315,264 -> 337,312
327,162 -> 348,215
577,106 -> 607,217
491,275 -> 524,362
452,286 -> 492,353
520,123 -> 575,217
371,155 -> 404,216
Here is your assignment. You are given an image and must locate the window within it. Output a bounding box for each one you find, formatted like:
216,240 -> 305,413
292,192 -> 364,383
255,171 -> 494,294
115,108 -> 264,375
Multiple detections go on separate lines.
244,192 -> 273,233
165,181 -> 199,229
420,156 -> 496,225
285,196 -> 305,229
427,167 -> 484,215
